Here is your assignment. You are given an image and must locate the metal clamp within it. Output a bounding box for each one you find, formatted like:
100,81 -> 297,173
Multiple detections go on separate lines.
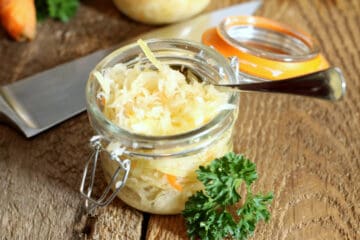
80,135 -> 131,214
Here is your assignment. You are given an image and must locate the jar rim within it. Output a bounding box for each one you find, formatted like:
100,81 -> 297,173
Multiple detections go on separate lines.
217,16 -> 321,62
85,38 -> 239,152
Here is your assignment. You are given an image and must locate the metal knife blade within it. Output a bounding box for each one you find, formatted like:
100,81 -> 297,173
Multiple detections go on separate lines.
0,1 -> 261,138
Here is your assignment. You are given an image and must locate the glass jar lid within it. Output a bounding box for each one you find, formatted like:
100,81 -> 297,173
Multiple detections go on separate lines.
202,16 -> 330,80
218,15 -> 320,62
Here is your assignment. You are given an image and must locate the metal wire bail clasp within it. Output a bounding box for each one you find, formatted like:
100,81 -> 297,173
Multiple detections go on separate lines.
80,135 -> 131,214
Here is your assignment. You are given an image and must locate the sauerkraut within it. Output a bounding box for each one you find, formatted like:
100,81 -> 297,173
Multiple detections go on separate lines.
94,42 -> 234,136
102,129 -> 233,214
95,40 -> 237,214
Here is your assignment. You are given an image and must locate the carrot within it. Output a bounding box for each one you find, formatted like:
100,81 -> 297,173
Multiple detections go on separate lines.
0,0 -> 36,41
100,96 -> 106,106
165,174 -> 183,192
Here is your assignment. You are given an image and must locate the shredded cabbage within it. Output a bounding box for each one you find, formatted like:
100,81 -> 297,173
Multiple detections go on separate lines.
93,40 -> 232,136
102,129 -> 233,214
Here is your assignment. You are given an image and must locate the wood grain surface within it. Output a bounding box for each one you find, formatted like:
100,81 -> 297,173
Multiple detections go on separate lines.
0,0 -> 359,239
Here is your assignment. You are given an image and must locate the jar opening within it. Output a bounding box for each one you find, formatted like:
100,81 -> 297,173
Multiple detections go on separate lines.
218,16 -> 320,62
86,39 -> 240,157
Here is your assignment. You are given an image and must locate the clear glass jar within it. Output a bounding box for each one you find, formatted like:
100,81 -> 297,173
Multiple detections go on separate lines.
84,39 -> 240,214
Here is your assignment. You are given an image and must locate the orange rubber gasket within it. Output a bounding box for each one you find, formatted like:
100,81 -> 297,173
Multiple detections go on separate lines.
202,16 -> 329,80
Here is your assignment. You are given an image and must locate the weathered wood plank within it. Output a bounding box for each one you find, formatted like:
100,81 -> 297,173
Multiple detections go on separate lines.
0,0 -> 151,239
145,0 -> 360,239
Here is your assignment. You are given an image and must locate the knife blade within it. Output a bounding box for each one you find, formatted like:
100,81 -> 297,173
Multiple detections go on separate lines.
0,1 -> 261,138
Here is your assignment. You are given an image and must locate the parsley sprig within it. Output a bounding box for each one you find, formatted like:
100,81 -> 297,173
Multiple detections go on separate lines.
182,152 -> 273,240
35,0 -> 79,22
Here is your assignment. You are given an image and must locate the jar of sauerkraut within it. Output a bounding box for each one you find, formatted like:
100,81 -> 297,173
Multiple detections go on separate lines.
81,39 -> 240,214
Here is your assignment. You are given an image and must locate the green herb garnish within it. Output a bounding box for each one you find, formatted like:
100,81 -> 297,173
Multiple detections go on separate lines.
35,0 -> 79,22
182,152 -> 273,240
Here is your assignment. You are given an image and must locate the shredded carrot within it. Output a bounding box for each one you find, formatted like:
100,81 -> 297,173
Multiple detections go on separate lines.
101,97 -> 106,106
0,0 -> 36,41
165,174 -> 183,192
96,95 -> 106,107
131,161 -> 136,169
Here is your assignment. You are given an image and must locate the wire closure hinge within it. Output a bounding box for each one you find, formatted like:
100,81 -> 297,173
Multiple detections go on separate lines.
79,135 -> 131,215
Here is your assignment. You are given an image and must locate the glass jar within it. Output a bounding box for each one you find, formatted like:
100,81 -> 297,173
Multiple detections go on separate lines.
81,39 -> 240,214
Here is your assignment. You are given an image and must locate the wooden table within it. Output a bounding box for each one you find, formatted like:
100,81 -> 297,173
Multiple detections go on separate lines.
0,0 -> 359,239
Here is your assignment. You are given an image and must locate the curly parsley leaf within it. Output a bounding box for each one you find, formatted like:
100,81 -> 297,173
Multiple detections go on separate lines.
35,0 -> 79,22
182,152 -> 273,240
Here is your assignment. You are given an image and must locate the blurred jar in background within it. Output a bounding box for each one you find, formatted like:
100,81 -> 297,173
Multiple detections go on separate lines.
113,0 -> 210,24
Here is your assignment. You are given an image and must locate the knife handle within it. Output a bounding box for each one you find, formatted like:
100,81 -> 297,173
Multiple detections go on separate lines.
0,94 -> 36,137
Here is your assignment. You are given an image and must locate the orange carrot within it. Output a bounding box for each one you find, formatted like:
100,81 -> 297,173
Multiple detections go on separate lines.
0,0 -> 36,41
165,174 -> 183,192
